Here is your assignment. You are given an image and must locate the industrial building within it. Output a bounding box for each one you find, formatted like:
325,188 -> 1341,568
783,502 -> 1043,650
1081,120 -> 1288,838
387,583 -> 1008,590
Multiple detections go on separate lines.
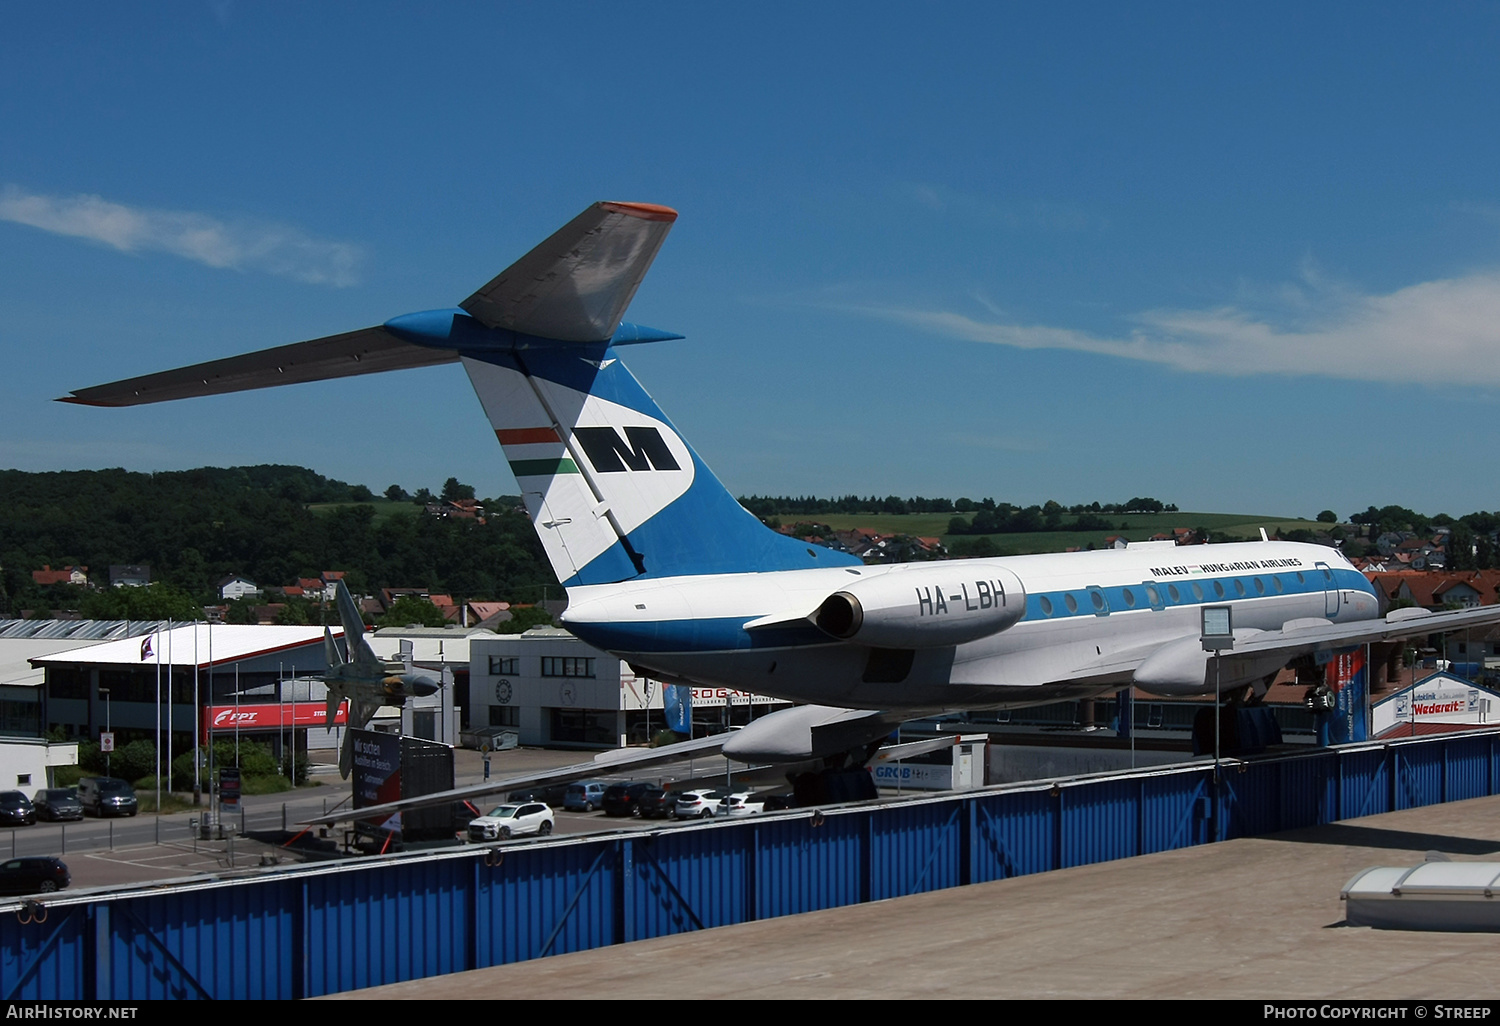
469,626 -> 787,748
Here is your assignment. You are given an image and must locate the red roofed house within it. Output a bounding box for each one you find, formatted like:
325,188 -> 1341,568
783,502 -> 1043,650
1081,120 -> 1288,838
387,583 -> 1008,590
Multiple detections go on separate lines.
32,565 -> 87,586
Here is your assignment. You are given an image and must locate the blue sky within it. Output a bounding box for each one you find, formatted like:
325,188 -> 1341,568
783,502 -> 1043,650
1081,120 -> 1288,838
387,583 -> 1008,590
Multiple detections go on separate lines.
4,4 -> 1500,520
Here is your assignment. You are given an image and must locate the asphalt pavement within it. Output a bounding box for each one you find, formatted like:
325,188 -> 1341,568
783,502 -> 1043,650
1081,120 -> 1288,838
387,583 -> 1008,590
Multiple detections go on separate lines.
3,744 -> 757,892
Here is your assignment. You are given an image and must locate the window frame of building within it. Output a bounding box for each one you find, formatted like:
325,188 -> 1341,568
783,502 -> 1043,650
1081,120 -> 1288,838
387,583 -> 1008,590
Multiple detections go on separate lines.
540,657 -> 595,679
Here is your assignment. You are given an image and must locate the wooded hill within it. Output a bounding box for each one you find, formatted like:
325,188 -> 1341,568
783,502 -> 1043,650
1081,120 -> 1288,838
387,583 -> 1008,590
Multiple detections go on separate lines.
0,466 -> 554,615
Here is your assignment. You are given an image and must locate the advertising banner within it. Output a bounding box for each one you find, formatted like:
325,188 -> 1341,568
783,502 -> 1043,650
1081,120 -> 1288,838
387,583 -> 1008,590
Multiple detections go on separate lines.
663,683 -> 691,733
1372,672 -> 1500,736
350,728 -> 403,834
1320,647 -> 1369,745
206,702 -> 349,732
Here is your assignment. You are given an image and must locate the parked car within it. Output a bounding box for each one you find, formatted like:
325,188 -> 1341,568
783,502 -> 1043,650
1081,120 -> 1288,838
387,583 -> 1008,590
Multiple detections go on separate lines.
562,781 -> 607,812
723,792 -> 766,817
0,857 -> 69,895
0,792 -> 36,827
31,789 -> 82,822
602,782 -> 654,817
468,802 -> 555,842
77,777 -> 138,818
637,787 -> 675,819
762,793 -> 798,812
673,788 -> 727,820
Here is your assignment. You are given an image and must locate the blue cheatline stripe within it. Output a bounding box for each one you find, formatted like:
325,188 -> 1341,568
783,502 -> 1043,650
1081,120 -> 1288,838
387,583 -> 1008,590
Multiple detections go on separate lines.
1022,566 -> 1374,622
566,616 -> 836,654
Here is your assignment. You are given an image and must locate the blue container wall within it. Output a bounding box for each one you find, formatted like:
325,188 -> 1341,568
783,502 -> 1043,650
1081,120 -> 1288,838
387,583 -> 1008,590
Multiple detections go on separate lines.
7,729 -> 1500,1000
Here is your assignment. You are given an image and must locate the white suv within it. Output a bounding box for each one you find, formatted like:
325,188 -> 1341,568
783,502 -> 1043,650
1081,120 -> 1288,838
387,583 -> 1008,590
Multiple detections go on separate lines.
468,802 -> 555,841
673,789 -> 727,820
723,792 -> 766,817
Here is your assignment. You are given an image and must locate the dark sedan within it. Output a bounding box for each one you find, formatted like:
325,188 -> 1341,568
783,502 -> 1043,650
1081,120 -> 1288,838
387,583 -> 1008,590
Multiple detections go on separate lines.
0,857 -> 69,895
602,781 -> 654,817
32,789 -> 83,822
0,791 -> 35,827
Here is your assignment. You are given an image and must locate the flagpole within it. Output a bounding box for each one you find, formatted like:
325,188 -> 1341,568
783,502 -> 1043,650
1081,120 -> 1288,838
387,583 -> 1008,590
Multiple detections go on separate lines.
193,621 -> 200,805
154,622 -> 161,812
165,623 -> 173,803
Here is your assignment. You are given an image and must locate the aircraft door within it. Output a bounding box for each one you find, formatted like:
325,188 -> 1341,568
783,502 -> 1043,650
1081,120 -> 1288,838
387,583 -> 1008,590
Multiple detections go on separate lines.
1316,562 -> 1340,617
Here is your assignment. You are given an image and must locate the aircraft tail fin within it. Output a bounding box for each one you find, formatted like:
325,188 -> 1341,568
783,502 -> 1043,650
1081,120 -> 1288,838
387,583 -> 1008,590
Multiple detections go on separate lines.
63,201 -> 862,589
334,582 -> 380,669
465,348 -> 861,586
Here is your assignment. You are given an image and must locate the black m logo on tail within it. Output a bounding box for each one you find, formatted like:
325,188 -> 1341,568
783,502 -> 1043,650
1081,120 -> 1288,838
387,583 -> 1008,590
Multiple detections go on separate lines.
575,426 -> 682,473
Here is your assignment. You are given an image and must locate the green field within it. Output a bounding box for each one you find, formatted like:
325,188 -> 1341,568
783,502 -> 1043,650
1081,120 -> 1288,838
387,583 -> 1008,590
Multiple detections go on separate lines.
302,502 -> 1330,557
306,499 -> 419,525
777,511 -> 1328,556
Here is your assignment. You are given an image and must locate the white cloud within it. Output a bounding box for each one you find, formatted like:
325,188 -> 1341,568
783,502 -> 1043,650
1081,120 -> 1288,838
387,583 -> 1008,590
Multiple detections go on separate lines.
0,185 -> 362,286
903,183 -> 1096,234
852,267 -> 1500,386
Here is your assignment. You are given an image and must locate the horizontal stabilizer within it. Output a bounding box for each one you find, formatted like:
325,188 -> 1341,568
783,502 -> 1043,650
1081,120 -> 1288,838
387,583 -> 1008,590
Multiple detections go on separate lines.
59,327 -> 457,407
461,201 -> 677,341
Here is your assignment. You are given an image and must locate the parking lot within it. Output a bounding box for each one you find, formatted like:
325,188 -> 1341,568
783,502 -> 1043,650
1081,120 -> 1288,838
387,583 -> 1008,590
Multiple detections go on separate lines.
2,743 -> 788,893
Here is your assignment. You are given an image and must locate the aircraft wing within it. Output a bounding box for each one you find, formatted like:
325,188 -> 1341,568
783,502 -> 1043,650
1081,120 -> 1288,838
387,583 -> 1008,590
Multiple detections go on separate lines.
58,326 -> 458,407
303,730 -> 729,827
1226,604 -> 1500,661
460,201 -> 677,341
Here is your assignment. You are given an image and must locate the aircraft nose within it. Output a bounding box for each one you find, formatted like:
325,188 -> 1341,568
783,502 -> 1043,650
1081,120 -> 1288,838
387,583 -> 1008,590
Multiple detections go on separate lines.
404,673 -> 441,697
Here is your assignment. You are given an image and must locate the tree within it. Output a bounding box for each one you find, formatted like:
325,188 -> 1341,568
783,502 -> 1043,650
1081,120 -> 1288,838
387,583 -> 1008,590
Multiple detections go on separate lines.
378,595 -> 449,628
384,484 -> 409,502
491,605 -> 556,634
441,477 -> 475,502
1316,510 -> 1338,524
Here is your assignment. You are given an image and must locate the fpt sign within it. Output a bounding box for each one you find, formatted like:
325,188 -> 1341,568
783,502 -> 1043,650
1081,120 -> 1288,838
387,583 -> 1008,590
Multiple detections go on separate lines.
205,703 -> 349,732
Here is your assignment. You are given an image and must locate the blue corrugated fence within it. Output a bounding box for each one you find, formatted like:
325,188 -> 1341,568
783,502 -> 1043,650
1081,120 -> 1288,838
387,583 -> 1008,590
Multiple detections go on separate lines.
4,729 -> 1499,999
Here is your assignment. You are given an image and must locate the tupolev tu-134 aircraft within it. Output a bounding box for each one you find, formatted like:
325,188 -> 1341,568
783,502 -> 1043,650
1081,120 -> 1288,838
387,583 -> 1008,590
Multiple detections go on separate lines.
63,200 -> 1500,775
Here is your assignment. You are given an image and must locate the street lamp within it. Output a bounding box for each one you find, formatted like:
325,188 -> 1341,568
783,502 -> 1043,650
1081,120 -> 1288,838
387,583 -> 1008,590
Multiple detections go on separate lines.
1200,606 -> 1234,840
99,686 -> 112,777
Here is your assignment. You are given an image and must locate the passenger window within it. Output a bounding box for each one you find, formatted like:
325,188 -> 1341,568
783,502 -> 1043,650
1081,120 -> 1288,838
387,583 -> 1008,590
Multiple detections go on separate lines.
1168,584 -> 1181,602
1123,588 -> 1136,607
1039,596 -> 1054,616
1233,579 -> 1246,596
1065,594 -> 1078,613
1213,581 -> 1225,598
1254,578 -> 1265,594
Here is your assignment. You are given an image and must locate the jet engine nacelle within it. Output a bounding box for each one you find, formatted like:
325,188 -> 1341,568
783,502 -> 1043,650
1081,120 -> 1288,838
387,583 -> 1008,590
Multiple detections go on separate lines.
813,563 -> 1027,649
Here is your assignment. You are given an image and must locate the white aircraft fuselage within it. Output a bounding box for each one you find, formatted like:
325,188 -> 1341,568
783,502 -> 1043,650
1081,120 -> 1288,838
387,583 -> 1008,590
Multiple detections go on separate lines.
563,539 -> 1380,711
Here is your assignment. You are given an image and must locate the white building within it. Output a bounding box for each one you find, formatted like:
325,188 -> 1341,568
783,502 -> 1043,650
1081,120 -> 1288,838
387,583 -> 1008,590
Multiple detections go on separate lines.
217,575 -> 260,601
470,627 -> 787,749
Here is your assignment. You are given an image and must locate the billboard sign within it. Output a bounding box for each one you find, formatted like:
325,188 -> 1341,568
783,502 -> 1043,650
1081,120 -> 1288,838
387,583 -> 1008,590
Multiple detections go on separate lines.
350,728 -> 402,834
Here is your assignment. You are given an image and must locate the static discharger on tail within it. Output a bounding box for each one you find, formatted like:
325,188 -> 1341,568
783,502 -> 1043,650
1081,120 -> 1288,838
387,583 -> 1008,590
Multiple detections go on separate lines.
63,201 -> 1500,812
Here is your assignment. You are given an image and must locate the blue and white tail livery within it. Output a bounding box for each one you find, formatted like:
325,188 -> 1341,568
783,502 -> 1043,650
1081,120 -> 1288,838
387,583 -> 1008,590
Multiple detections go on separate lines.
462,346 -> 851,586
65,200 -> 1500,764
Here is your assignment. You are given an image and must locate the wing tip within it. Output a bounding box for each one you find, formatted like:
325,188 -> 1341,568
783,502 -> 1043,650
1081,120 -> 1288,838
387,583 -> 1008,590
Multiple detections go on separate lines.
56,395 -> 120,407
600,201 -> 678,223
